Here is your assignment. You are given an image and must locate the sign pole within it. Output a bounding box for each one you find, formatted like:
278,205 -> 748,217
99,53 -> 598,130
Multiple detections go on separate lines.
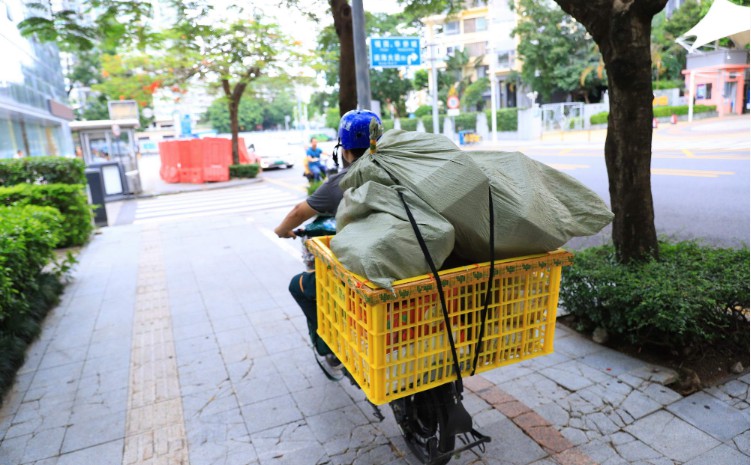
430,26 -> 440,134
352,0 -> 372,110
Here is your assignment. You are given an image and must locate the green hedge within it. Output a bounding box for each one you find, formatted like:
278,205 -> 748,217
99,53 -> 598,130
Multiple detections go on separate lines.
0,205 -> 66,403
400,119 -> 419,132
484,108 -> 519,132
590,105 -> 716,124
230,164 -> 260,178
421,115 -> 446,134
382,109 -> 519,134
0,157 -> 86,186
560,241 -> 750,351
453,113 -> 477,132
0,184 -> 92,247
654,104 -> 715,117
652,80 -> 684,90
590,112 -> 609,125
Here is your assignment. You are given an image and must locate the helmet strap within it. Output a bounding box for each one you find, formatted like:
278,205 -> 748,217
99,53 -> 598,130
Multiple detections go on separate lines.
332,141 -> 341,169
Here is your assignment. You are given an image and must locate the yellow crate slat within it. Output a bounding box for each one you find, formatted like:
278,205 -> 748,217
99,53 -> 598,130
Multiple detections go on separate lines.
309,236 -> 573,405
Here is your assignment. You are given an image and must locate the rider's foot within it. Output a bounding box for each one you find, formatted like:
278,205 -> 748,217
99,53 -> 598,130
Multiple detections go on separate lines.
325,354 -> 343,369
315,352 -> 344,380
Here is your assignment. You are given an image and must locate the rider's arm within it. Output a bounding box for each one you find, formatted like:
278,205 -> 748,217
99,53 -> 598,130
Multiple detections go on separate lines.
274,200 -> 318,238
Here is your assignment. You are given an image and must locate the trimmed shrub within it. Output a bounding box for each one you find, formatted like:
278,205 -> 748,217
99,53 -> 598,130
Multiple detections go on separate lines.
382,119 -> 395,131
399,118 -> 419,132
560,241 -> 750,352
590,112 -> 609,125
0,205 -> 68,403
590,105 -> 716,125
421,115 -> 446,134
652,80 -> 684,90
414,105 -> 432,117
229,164 -> 260,178
453,113 -> 477,132
653,104 -> 715,117
0,157 -> 86,186
0,184 -> 92,247
484,108 -> 518,132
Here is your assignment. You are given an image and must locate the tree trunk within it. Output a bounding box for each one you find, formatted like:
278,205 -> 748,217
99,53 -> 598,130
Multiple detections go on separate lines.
330,0 -> 357,116
224,79 -> 246,166
554,0 -> 665,263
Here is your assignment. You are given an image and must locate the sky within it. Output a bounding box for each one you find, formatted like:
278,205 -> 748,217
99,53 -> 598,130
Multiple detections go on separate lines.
247,0 -> 404,48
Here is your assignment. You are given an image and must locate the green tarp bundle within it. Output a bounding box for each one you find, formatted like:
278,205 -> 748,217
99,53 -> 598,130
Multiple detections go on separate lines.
331,129 -> 613,289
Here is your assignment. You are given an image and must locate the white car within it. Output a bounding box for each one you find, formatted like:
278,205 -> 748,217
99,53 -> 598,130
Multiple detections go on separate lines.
248,143 -> 295,170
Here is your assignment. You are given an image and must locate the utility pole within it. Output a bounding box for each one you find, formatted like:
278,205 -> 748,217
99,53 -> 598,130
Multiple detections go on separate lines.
352,0 -> 372,110
489,0 -> 498,142
428,24 -> 439,134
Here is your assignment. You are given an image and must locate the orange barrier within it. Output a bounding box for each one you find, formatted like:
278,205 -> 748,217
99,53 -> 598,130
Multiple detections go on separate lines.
159,137 -> 257,184
202,138 -> 231,182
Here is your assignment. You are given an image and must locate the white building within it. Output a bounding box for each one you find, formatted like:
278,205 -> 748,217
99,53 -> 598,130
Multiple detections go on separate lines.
421,0 -> 529,110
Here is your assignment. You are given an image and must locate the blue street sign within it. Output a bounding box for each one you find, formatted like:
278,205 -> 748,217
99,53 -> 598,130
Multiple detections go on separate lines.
370,37 -> 421,68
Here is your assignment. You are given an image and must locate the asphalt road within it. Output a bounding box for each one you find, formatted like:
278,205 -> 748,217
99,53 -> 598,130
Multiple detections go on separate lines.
252,116 -> 751,250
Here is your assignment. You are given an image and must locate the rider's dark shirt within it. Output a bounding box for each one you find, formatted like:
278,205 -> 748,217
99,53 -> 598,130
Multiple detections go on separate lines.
306,168 -> 348,215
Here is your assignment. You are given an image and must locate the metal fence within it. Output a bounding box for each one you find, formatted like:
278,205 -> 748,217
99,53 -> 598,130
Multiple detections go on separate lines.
541,102 -> 585,131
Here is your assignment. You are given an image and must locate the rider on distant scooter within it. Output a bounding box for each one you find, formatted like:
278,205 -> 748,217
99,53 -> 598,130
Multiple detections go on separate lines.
274,109 -> 383,375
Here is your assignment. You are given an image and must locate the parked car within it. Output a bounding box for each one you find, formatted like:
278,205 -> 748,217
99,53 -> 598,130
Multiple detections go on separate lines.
248,142 -> 295,170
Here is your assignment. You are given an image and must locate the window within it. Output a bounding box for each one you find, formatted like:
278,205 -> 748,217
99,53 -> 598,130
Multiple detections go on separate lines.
696,83 -> 712,99
446,45 -> 460,56
497,50 -> 515,68
463,18 -> 488,33
445,21 -> 459,35
466,42 -> 486,57
476,66 -> 489,78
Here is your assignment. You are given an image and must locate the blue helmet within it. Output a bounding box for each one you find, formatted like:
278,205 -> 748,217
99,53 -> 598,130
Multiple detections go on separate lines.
338,109 -> 382,150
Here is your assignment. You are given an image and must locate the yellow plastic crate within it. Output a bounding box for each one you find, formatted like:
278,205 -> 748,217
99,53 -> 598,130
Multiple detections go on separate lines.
308,236 -> 573,405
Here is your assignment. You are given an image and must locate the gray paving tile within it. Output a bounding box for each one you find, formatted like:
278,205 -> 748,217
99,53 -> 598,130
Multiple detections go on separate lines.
469,418 -> 548,465
578,347 -> 647,376
13,426 -> 66,463
620,388 -> 662,421
240,393 -> 304,434
187,440 -> 258,465
683,443 -> 748,465
61,413 -> 125,453
5,398 -> 73,439
250,420 -> 319,462
667,391 -> 750,441
552,332 -> 606,359
56,439 -> 123,465
290,381 -> 354,417
637,382 -> 683,407
625,410 -> 720,462
539,360 -> 605,391
613,438 -> 661,461
493,372 -> 569,409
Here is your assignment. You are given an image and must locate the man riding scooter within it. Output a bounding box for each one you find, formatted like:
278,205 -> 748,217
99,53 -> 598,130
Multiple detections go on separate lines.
274,109 -> 382,375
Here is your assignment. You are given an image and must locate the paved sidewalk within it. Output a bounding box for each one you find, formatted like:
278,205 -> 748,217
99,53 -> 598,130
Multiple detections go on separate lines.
0,204 -> 747,465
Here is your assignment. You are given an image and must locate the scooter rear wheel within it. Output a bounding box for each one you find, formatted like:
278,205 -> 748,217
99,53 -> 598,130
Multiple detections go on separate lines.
390,387 -> 455,465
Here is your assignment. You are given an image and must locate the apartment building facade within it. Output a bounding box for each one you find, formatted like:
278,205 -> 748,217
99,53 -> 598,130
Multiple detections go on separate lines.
0,0 -> 75,159
421,0 -> 527,110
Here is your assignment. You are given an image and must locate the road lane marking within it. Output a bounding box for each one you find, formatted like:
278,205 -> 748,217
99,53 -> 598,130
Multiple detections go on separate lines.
651,168 -> 735,178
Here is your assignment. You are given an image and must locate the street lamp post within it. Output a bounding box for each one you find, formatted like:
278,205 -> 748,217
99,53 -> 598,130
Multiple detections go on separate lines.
352,0 -> 372,110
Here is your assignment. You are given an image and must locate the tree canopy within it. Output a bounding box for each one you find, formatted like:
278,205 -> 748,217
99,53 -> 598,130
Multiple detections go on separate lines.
512,0 -> 605,103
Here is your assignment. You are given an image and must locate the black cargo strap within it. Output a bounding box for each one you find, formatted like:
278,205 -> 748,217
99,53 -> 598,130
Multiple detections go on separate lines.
370,159 -> 496,388
471,189 -> 494,376
370,159 -> 464,390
